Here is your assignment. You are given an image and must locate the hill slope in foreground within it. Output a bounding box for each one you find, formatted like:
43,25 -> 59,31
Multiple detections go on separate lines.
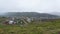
0,19 -> 60,34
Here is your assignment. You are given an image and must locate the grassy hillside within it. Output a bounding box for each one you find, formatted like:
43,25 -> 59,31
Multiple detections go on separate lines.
0,17 -> 60,34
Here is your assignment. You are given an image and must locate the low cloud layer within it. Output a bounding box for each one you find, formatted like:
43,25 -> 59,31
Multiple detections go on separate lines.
0,0 -> 60,13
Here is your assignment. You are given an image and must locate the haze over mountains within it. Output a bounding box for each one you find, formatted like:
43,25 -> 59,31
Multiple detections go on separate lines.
49,12 -> 60,16
0,12 -> 60,19
0,12 -> 58,18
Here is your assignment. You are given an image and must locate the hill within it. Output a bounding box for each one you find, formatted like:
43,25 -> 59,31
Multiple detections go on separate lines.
4,12 -> 59,18
49,12 -> 60,16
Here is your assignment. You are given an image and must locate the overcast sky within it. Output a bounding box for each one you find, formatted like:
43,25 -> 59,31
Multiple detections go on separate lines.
0,0 -> 60,13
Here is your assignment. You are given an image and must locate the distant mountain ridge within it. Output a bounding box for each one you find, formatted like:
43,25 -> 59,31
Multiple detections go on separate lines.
3,12 -> 59,18
49,12 -> 60,16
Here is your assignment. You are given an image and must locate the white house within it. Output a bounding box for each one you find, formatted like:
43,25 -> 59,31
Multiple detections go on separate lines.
26,17 -> 31,23
8,20 -> 14,24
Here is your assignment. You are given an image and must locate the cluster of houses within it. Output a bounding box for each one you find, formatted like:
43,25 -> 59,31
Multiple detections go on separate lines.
3,17 -> 33,25
3,16 -> 58,25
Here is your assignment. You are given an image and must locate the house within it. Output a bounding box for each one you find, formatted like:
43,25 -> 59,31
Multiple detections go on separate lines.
26,17 -> 32,23
8,20 -> 14,24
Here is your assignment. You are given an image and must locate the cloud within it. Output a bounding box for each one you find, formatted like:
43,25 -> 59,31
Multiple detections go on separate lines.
0,0 -> 60,13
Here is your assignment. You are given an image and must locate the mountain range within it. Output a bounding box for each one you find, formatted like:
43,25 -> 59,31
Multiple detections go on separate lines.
49,12 -> 60,16
2,12 -> 59,18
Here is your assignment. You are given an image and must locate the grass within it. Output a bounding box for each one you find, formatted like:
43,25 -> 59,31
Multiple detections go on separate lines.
0,17 -> 60,34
